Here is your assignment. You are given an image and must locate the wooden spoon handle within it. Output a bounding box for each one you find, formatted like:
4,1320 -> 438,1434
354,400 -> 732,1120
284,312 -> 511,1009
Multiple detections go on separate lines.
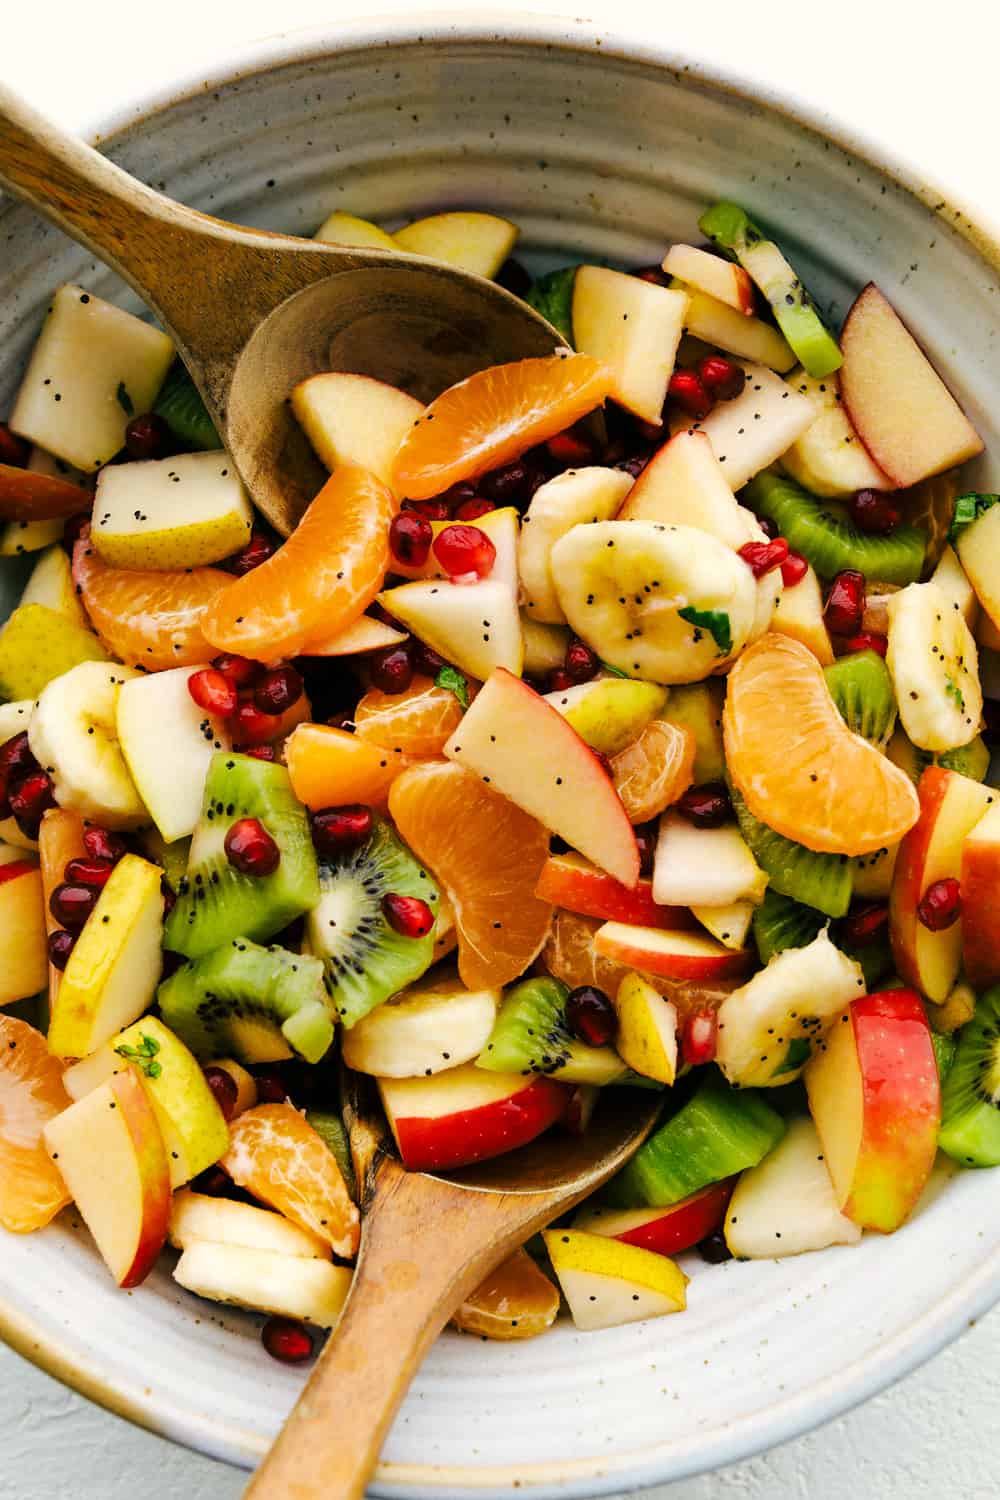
244,1159 -> 550,1500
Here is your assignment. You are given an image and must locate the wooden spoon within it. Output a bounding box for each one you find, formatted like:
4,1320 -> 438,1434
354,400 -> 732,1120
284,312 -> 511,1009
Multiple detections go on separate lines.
243,1075 -> 661,1499
0,84 -> 561,535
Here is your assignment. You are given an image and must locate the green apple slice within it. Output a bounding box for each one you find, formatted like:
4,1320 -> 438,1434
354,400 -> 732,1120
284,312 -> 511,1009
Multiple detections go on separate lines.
92,451 -> 252,570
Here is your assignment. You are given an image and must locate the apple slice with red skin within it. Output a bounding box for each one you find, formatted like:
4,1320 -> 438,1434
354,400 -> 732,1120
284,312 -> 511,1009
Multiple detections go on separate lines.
961,801 -> 1000,990
889,766 -> 995,1002
839,284 -> 983,487
0,859 -> 48,1006
0,463 -> 89,521
444,668 -> 639,888
593,922 -> 754,982
534,852 -> 695,931
805,988 -> 940,1233
378,1062 -> 570,1172
574,1178 -> 734,1256
43,1067 -> 171,1286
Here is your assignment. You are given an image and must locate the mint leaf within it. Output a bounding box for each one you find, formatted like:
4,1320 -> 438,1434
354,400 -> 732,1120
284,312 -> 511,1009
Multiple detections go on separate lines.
945,676 -> 966,713
114,1033 -> 162,1080
948,492 -> 999,541
116,381 -> 134,417
598,660 -> 629,679
773,1037 -> 812,1077
436,665 -> 469,709
678,606 -> 732,656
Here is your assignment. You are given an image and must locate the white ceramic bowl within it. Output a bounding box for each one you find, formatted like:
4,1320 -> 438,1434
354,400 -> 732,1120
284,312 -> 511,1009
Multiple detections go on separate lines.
2,15 -> 1000,1497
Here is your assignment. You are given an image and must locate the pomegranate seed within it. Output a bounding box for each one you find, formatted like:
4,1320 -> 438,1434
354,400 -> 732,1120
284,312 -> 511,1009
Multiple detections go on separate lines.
47,929 -> 76,970
202,1065 -> 239,1123
780,550 -> 809,588
433,523 -> 496,580
546,668 -> 575,693
547,429 -> 595,467
311,805 -> 373,858
496,258 -> 532,298
565,985 -> 617,1047
563,638 -> 599,684
438,481 -> 480,510
229,530 -> 274,576
0,422 -> 29,467
9,771 -> 55,837
369,644 -> 413,695
192,1165 -> 233,1197
253,1067 -> 289,1105
479,458 -> 545,507
454,497 -> 496,521
188,667 -> 238,718
0,731 -> 37,782
83,827 -> 128,864
254,665 -> 304,716
212,653 -> 259,688
615,452 -> 652,478
63,857 -> 114,890
224,818 -> 280,877
124,412 -> 172,461
634,823 -> 657,877
697,1230 -> 733,1265
698,355 -> 745,402
262,1316 -> 314,1365
738,538 -> 789,579
841,902 -> 889,947
233,700 -> 281,748
389,511 -> 432,568
917,877 -> 962,931
382,892 -> 434,938
682,1008 -> 718,1067
755,515 -> 778,540
842,631 -> 888,659
49,883 -> 98,930
634,265 -> 670,286
401,497 -> 451,521
246,745 -> 277,761
824,570 -> 866,637
61,512 -> 92,553
411,641 -> 446,678
631,417 -> 664,447
668,370 -> 713,421
675,782 -> 732,828
851,489 -> 901,535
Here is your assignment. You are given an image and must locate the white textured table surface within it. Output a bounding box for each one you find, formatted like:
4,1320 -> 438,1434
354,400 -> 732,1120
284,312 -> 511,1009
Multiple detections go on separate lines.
4,2 -> 1000,1495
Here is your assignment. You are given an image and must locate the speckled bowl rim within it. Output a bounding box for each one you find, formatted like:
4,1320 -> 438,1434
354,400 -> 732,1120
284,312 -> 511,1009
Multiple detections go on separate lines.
2,12 -> 1000,1493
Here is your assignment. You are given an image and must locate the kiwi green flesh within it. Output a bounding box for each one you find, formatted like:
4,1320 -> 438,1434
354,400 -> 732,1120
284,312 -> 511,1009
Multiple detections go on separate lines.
165,753 -> 319,959
744,472 -> 926,586
932,1031 -> 957,1085
939,988 -> 1000,1166
306,816 -> 438,1029
604,1073 -> 786,1208
908,735 -> 991,784
157,939 -> 334,1065
479,976 -> 630,1086
824,651 -> 897,746
731,785 -> 853,919
306,1110 -> 356,1198
752,889 -> 824,964
523,266 -> 577,346
154,361 -> 221,450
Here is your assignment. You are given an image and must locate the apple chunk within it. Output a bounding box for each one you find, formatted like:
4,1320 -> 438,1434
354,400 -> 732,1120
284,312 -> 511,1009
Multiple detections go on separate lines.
805,988 -> 940,1232
0,862 -> 47,1007
291,372 -> 424,489
618,429 -> 750,549
44,1068 -> 171,1286
444,668 -> 639,887
574,1179 -> 734,1256
534,852 -> 692,929
961,801 -> 1000,990
840,283 -> 983,486
543,1228 -> 687,1331
393,212 -> 519,279
724,1117 -> 861,1258
379,578 -> 522,681
594,923 -> 753,982
117,665 -> 232,843
661,245 -> 755,314
653,811 -> 767,908
572,267 -> 688,423
379,1062 -> 569,1171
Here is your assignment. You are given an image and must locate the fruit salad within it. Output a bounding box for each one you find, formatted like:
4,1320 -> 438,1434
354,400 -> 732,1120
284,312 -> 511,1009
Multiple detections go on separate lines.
1,198 -> 999,1361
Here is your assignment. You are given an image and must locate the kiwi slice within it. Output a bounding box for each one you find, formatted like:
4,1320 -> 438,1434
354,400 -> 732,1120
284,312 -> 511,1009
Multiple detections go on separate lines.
524,266 -> 577,345
824,651 -> 897,747
154,361 -> 221,450
752,889 -> 825,965
165,753 -> 319,959
306,1110 -> 356,1199
744,471 -> 926,586
837,929 -> 894,990
932,1030 -> 957,1086
887,727 -> 991,785
939,988 -> 1000,1166
306,816 -> 439,1029
479,975 -> 635,1086
604,1073 -> 785,1208
158,939 -> 334,1065
731,784 -> 853,918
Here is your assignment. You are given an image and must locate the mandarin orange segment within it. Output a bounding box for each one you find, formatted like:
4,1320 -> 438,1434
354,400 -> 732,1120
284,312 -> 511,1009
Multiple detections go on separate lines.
221,1102 -> 359,1258
72,537 -> 232,670
0,1015 -> 73,1233
388,759 -> 553,989
201,465 -> 395,662
452,1247 -> 560,1340
285,722 -> 409,810
723,632 -> 920,856
610,720 -> 695,824
38,809 -> 87,1002
354,675 -> 465,758
392,354 -> 613,500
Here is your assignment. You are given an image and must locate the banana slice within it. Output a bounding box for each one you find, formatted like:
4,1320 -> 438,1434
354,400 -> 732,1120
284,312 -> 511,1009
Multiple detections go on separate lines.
549,520 -> 758,684
29,661 -> 147,829
886,581 -> 983,752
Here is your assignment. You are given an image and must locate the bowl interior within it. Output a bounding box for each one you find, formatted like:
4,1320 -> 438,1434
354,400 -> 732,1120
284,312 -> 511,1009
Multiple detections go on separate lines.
1,22 -> 999,1500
